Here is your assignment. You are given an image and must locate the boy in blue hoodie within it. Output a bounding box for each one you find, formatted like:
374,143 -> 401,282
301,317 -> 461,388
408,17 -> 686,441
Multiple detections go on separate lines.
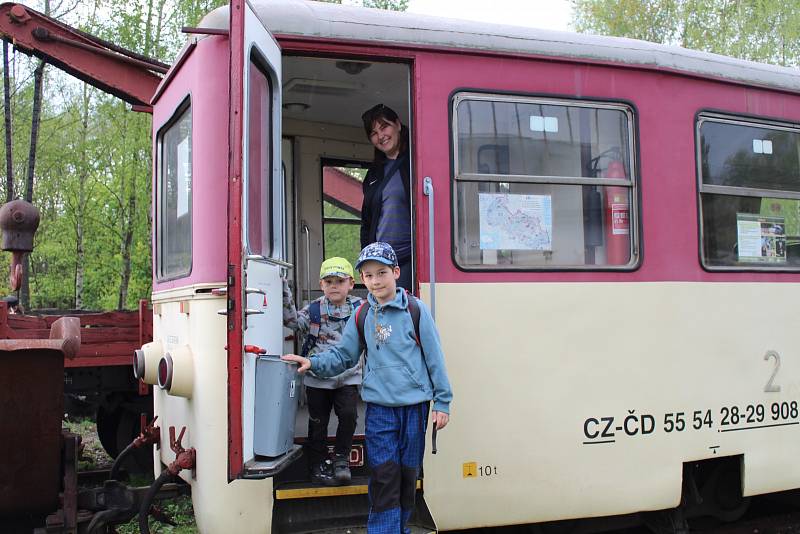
283,242 -> 452,534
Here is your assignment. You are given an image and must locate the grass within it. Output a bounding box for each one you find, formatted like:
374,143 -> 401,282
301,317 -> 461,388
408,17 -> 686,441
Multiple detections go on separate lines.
63,416 -> 113,471
116,495 -> 198,534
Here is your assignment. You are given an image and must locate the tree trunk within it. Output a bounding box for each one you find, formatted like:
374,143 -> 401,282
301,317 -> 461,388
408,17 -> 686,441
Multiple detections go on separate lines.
75,84 -> 89,309
20,58 -> 45,310
116,0 -> 158,311
117,187 -> 134,310
143,0 -> 154,57
23,61 -> 42,202
3,41 -> 12,202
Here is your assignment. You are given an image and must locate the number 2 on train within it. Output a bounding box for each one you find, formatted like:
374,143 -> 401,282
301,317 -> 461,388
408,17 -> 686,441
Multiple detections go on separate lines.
763,350 -> 781,393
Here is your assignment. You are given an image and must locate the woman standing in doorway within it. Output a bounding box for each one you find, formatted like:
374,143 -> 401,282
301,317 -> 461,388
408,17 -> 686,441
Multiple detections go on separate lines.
360,104 -> 413,291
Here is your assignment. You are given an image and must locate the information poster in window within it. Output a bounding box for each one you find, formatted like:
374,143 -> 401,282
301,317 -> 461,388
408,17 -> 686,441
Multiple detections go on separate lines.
177,137 -> 190,218
478,193 -> 552,250
736,213 -> 786,263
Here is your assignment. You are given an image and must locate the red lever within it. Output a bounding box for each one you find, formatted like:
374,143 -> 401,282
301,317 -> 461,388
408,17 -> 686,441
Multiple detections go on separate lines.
133,414 -> 160,448
167,425 -> 196,476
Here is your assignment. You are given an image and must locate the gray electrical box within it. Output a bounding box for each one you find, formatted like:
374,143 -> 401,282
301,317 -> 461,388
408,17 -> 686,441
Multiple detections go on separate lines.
253,355 -> 299,457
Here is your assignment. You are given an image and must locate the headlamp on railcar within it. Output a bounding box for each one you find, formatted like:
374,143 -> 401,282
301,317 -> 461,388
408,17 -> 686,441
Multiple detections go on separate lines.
132,340 -> 164,384
156,345 -> 194,398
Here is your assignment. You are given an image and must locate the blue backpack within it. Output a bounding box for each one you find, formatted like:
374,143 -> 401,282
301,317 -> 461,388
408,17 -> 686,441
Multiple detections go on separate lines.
299,299 -> 351,358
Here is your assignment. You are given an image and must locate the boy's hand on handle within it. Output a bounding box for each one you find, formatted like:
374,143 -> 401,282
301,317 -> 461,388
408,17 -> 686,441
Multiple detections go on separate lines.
431,411 -> 449,430
281,354 -> 311,373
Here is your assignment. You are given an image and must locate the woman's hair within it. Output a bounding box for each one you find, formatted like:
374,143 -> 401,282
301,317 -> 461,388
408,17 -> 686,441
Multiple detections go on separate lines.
361,104 -> 409,162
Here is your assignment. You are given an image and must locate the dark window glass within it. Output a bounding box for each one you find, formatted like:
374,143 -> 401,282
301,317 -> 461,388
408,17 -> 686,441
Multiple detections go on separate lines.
699,115 -> 800,270
455,182 -> 631,268
700,121 -> 800,192
247,59 -> 272,256
701,194 -> 800,267
456,100 -> 631,178
453,95 -> 636,269
158,105 -> 192,279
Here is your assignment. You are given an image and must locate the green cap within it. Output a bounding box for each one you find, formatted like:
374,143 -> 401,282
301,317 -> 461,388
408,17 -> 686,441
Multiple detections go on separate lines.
319,257 -> 354,280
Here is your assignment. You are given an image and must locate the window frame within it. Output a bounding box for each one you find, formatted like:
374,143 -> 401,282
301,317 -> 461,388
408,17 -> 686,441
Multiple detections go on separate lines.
155,95 -> 193,282
450,91 -> 640,272
696,111 -> 800,272
319,157 -> 368,267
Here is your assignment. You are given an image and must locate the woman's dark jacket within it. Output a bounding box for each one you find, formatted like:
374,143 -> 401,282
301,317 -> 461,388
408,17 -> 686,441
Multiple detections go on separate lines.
360,151 -> 411,254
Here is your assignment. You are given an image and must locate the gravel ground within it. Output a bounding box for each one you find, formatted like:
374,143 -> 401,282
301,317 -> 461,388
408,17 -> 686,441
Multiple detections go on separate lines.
63,416 -> 114,471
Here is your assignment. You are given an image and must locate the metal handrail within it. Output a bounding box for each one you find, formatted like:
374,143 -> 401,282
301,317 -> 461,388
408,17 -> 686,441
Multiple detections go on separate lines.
423,177 -> 435,319
302,222 -> 311,305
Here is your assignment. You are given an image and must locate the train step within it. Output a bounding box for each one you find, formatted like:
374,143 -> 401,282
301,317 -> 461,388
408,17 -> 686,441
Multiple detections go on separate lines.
275,476 -> 421,500
273,480 -> 435,534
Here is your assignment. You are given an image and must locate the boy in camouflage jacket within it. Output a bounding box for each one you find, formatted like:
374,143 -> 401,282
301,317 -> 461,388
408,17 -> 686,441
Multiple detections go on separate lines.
283,257 -> 363,485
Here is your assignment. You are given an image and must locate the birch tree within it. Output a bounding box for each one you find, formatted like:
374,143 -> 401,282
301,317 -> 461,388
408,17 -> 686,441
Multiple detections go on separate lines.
573,0 -> 800,67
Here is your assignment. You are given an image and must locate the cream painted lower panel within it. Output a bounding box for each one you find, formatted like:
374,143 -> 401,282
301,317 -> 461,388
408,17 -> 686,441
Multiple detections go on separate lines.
153,289 -> 273,534
419,282 -> 800,530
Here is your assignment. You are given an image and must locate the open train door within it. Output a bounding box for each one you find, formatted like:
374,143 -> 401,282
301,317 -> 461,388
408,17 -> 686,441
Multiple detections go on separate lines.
226,0 -> 295,481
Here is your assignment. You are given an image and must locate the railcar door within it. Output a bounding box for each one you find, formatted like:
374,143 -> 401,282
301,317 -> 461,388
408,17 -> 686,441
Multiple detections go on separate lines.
227,0 -> 293,481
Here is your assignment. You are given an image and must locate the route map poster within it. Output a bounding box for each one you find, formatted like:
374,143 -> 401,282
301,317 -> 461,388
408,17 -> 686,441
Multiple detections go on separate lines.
736,213 -> 786,263
478,193 -> 552,250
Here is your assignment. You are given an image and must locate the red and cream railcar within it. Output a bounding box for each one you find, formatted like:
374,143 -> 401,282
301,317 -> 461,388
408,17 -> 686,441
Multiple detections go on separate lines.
135,0 -> 800,531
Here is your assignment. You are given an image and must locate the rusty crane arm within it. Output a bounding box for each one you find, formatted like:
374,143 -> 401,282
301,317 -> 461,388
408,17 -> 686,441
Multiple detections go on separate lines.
0,2 -> 166,110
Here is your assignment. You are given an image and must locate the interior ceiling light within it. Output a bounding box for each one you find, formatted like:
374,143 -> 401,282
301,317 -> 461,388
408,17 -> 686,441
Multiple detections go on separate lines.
283,77 -> 363,95
335,60 -> 371,75
282,102 -> 310,112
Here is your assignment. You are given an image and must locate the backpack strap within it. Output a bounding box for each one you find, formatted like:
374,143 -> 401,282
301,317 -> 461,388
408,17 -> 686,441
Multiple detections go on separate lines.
356,293 -> 423,357
404,290 -> 422,348
355,300 -> 370,357
300,300 -> 322,358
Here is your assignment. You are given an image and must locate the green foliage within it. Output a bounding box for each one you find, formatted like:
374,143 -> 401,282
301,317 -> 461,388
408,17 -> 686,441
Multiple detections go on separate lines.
324,223 -> 361,267
2,0 -> 394,312
573,0 -> 800,67
0,0 -> 228,310
324,201 -> 361,266
117,495 -> 197,533
312,0 -> 409,10
363,0 -> 408,10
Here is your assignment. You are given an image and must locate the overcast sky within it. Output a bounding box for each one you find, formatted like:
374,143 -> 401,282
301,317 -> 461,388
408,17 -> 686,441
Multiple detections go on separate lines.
406,0 -> 574,31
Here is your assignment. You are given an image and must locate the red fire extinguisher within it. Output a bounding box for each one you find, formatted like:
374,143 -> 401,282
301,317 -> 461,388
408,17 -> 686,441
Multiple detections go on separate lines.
603,160 -> 630,265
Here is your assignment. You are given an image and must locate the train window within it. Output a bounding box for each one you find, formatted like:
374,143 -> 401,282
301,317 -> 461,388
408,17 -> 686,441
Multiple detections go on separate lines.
246,57 -> 273,256
157,100 -> 192,280
322,163 -> 366,267
452,93 -> 637,269
698,114 -> 800,270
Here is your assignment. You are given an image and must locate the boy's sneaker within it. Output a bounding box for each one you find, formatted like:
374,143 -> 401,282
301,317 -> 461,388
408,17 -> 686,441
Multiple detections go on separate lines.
311,459 -> 338,486
333,456 -> 351,484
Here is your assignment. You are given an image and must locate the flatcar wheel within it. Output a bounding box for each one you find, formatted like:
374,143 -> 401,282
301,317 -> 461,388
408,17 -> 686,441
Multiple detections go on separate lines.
96,404 -> 121,458
115,407 -> 154,475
